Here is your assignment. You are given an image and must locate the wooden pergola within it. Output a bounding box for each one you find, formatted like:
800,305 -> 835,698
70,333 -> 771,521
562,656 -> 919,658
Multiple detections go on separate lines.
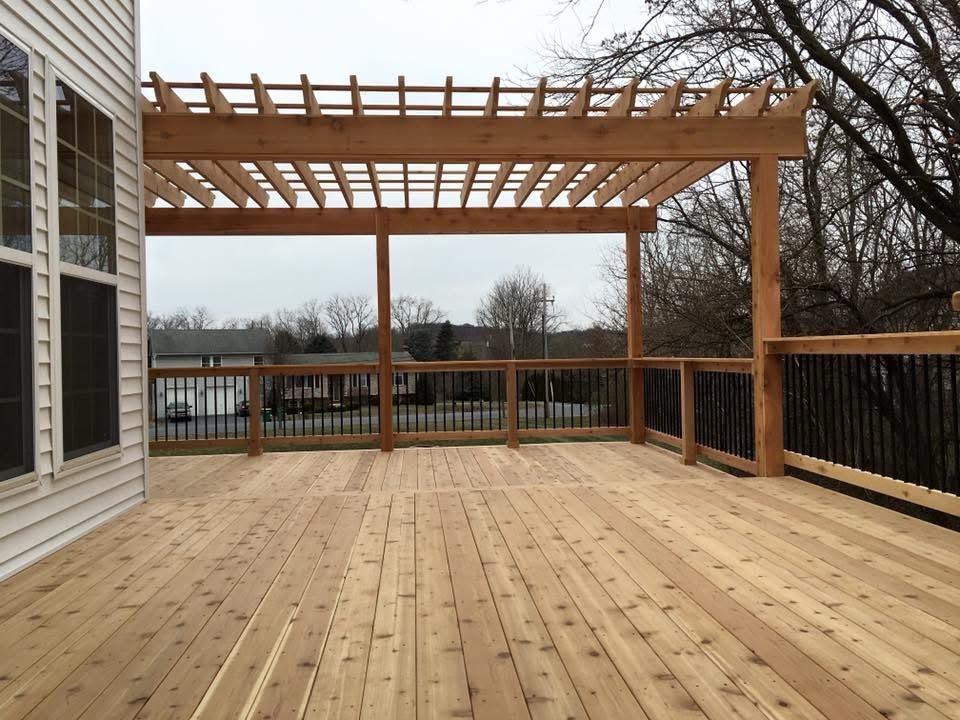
140,73 -> 817,477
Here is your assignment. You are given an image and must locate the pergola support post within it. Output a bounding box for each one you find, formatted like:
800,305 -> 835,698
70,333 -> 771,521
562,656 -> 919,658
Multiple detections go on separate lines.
376,211 -> 394,452
750,155 -> 785,476
626,208 -> 646,443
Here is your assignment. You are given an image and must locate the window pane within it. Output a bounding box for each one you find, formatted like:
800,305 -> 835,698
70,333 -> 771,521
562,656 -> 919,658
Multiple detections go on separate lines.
58,143 -> 77,206
1,110 -> 29,183
56,81 -> 75,144
61,275 -> 117,460
0,37 -> 28,116
95,112 -> 113,166
1,181 -> 30,252
0,261 -> 33,481
76,95 -> 95,157
0,34 -> 30,253
56,78 -> 114,273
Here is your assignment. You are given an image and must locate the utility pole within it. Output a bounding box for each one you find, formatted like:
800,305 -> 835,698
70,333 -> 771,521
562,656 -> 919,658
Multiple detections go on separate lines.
541,282 -> 555,420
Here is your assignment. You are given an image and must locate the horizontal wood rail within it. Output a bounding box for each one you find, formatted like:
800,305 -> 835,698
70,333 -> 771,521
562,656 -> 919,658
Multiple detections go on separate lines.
785,451 -> 960,517
634,357 -> 752,373
148,362 -> 378,379
766,330 -> 960,356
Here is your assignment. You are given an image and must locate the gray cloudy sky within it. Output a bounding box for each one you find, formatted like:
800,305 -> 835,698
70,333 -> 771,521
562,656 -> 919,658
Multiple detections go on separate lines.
141,0 -> 635,327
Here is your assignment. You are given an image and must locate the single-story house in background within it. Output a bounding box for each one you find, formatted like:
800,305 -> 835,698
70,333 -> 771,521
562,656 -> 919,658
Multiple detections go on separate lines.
280,352 -> 417,409
147,330 -> 418,415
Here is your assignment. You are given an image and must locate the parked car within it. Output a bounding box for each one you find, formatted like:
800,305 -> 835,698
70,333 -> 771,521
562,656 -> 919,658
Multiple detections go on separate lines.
166,402 -> 192,422
236,400 -> 250,417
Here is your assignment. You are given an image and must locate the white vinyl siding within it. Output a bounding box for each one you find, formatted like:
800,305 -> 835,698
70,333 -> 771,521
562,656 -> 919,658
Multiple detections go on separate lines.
0,1 -> 143,580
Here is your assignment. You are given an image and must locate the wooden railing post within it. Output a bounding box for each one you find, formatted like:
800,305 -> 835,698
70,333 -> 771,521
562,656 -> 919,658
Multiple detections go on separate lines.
626,208 -> 646,443
750,155 -> 785,476
506,362 -> 519,449
680,361 -> 696,464
376,211 -> 394,452
247,368 -> 262,457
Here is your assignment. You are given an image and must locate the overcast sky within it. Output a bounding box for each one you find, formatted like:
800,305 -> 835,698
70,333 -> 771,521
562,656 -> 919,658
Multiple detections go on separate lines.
141,0 -> 636,327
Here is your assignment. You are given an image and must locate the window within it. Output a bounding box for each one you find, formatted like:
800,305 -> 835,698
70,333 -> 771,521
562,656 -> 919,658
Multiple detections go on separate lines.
253,355 -> 264,366
201,355 -> 222,368
0,262 -> 33,481
0,35 -> 30,253
393,373 -> 407,386
56,79 -> 114,273
60,275 -> 118,461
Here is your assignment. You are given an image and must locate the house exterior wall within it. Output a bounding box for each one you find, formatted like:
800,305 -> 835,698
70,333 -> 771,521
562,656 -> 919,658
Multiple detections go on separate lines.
0,1 -> 145,579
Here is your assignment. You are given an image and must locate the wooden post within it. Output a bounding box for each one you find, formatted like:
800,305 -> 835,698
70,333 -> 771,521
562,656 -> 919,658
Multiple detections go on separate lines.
376,211 -> 394,452
626,207 -> 646,443
750,155 -> 785,476
680,361 -> 696,464
506,361 -> 519,449
247,369 -> 262,457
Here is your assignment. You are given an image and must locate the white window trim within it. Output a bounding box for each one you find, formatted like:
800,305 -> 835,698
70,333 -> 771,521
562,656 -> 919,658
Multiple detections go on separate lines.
47,61 -> 123,477
0,23 -> 39,489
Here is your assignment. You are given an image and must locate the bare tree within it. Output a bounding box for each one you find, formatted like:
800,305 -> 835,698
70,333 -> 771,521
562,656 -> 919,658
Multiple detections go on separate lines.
147,306 -> 215,330
476,267 -> 564,359
551,0 -> 960,352
391,295 -> 446,337
551,0 -> 960,243
324,294 -> 374,351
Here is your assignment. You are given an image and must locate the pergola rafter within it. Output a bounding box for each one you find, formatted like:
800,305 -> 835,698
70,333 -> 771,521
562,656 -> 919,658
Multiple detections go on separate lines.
460,77 -> 499,207
350,75 -> 382,207
150,72 -> 268,208
487,77 -> 546,207
574,77 -> 685,207
513,76 -> 592,207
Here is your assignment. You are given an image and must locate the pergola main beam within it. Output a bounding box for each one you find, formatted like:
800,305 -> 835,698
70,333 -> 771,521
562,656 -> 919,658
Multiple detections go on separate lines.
145,206 -> 657,235
142,114 -> 809,162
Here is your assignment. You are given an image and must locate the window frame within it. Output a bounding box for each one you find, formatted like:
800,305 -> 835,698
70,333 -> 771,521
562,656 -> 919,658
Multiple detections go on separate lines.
47,64 -> 122,475
0,25 -> 38,492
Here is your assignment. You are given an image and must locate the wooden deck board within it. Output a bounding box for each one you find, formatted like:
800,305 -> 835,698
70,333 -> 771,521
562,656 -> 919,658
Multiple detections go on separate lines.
1,442 -> 957,720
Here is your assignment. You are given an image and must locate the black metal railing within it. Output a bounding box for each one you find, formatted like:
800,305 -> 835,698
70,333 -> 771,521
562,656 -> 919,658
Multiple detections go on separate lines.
259,370 -> 380,439
695,370 -> 755,461
644,367 -> 681,438
515,367 -> 628,431
394,369 -> 507,434
150,373 -> 250,442
784,354 -> 960,494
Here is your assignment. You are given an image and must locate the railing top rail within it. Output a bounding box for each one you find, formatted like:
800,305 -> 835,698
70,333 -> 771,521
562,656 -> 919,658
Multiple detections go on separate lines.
766,330 -> 960,356
634,357 -> 753,373
148,362 -> 379,378
148,357 -> 757,379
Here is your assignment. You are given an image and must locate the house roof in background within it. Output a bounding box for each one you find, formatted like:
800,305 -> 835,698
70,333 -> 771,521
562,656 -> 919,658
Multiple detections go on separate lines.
149,328 -> 273,355
281,351 -> 414,365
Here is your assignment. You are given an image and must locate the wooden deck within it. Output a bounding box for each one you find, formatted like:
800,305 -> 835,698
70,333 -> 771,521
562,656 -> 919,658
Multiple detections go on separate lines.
1,442 -> 958,720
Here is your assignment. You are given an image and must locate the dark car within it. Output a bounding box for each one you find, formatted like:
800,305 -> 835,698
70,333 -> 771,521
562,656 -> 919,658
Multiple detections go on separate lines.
166,402 -> 192,422
236,400 -> 250,417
